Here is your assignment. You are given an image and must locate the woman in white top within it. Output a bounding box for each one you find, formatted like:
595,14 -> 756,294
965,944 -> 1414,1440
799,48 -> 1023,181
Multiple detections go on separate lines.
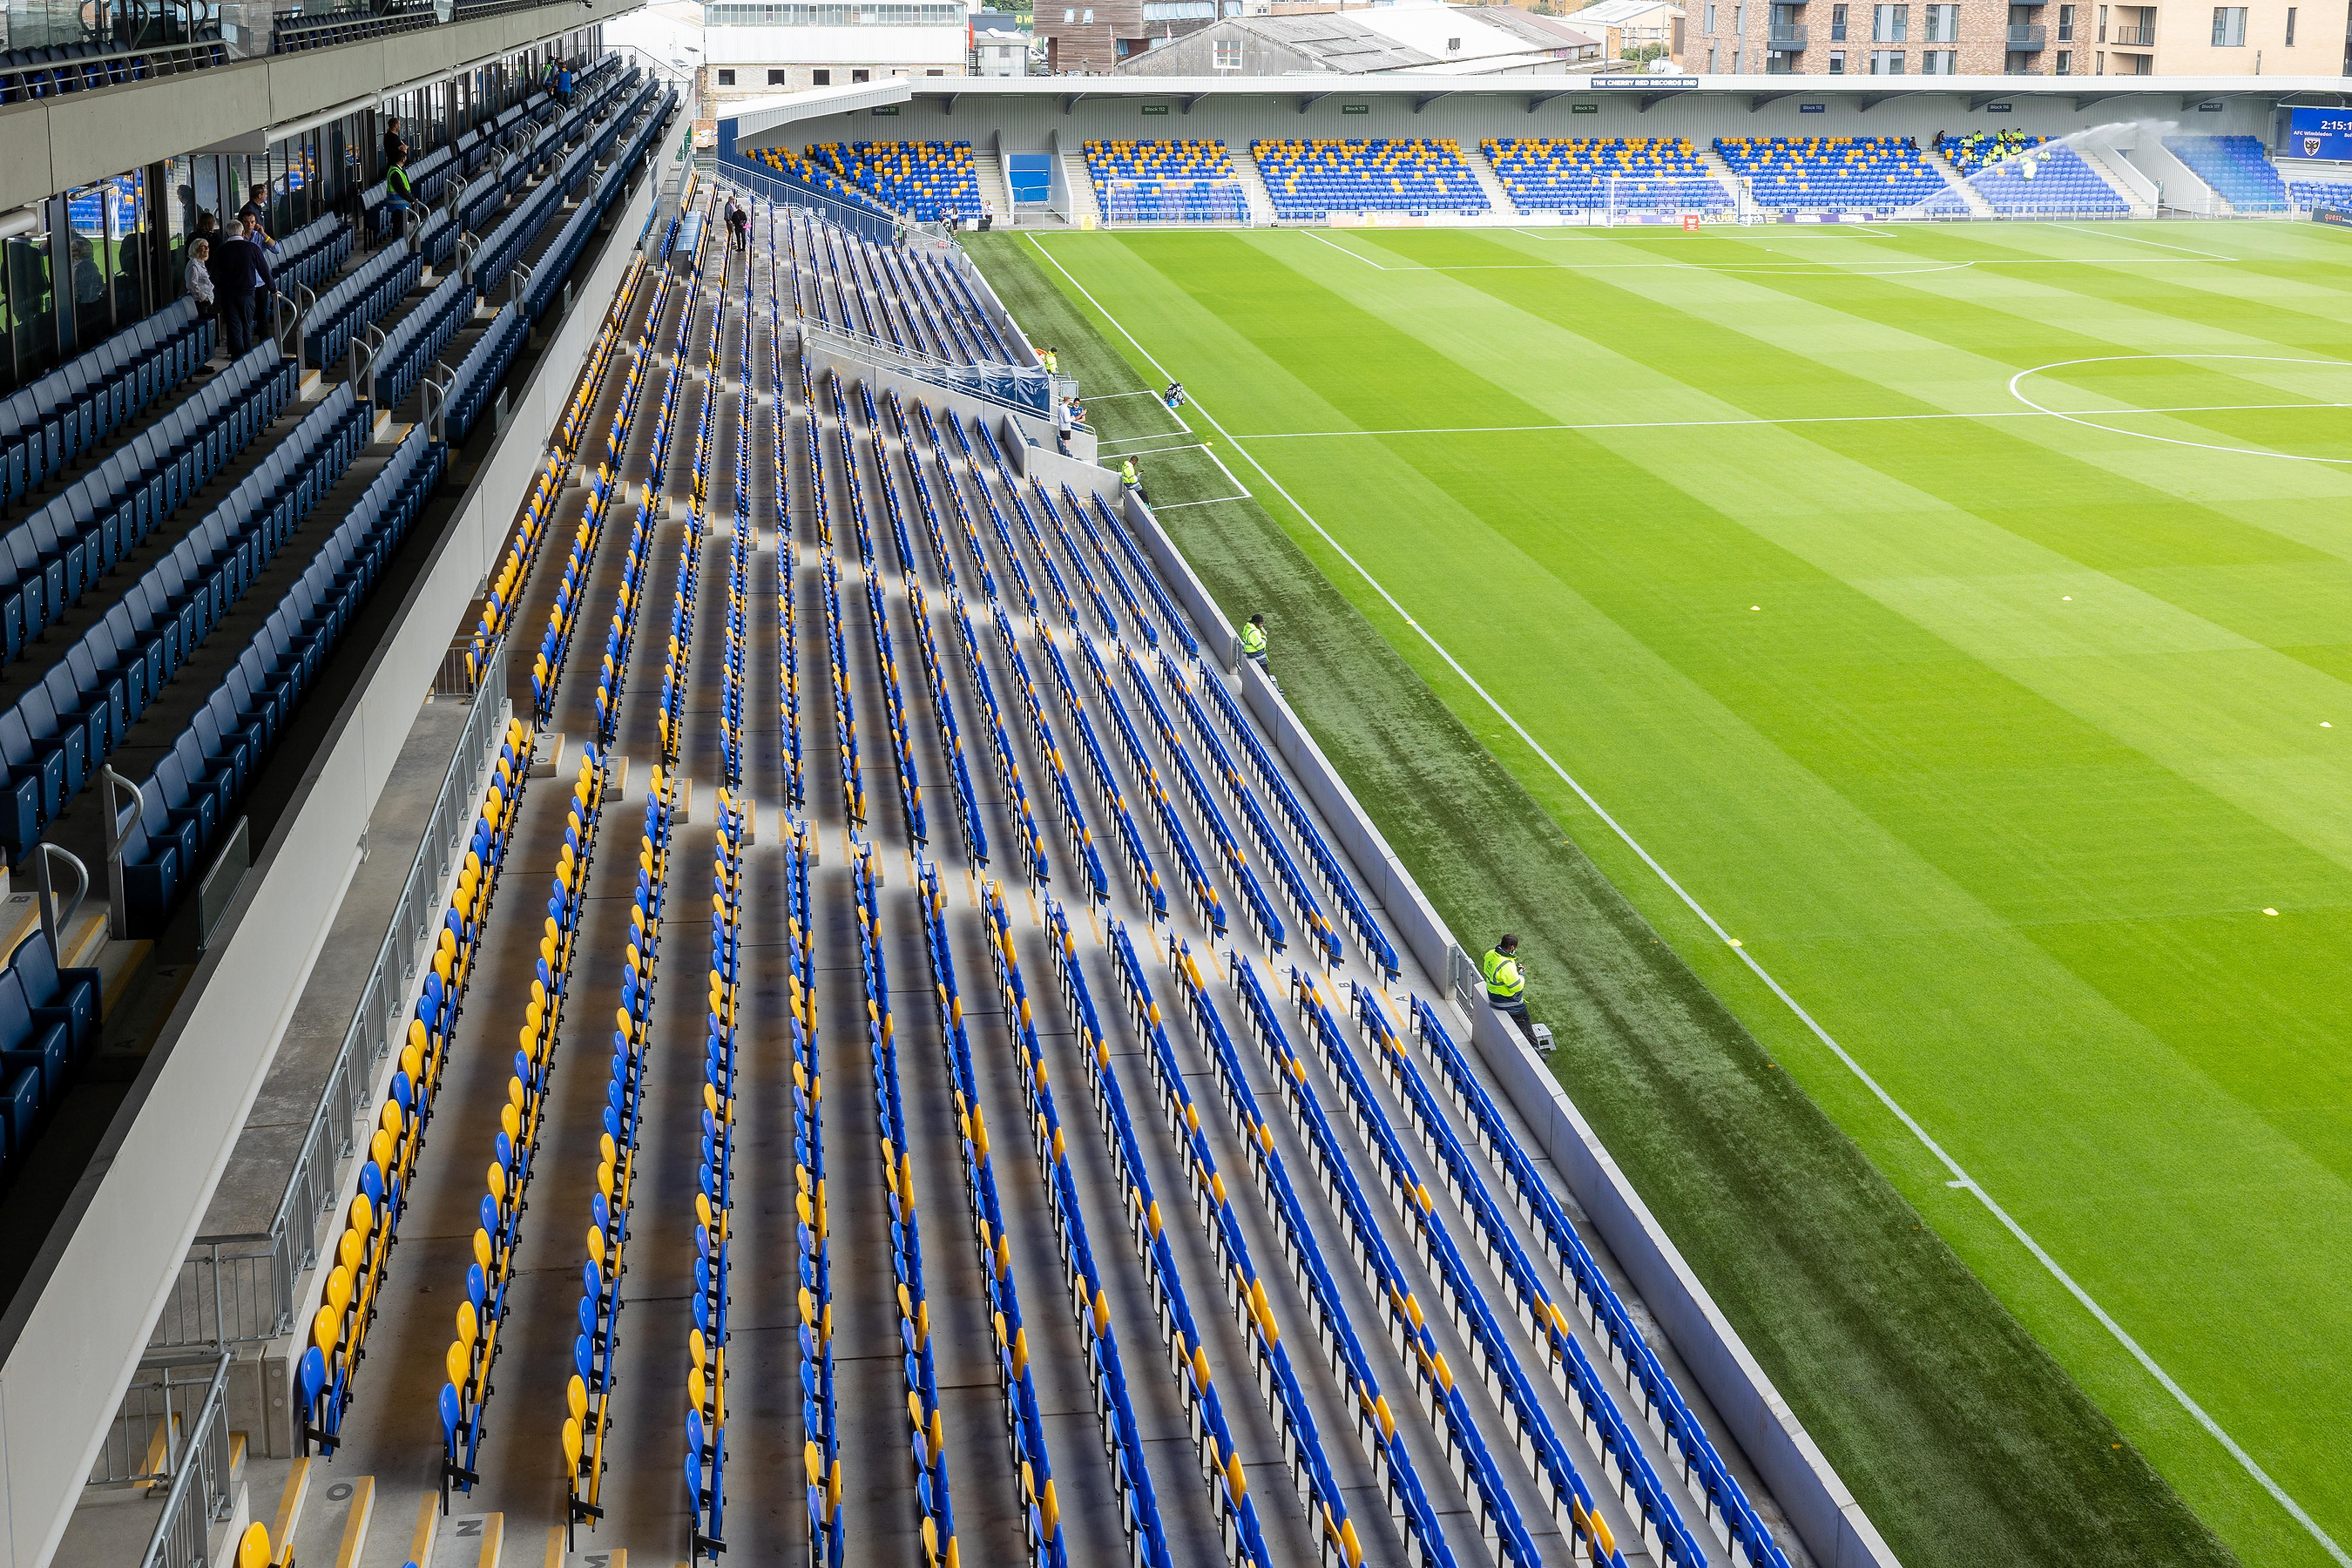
186,238 -> 215,314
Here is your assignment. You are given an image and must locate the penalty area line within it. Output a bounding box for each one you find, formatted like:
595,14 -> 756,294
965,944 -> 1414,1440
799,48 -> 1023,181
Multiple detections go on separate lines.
1021,226 -> 2352,1568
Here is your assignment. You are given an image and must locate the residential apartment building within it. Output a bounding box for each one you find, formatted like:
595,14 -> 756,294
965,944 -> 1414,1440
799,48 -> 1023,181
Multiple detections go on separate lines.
1694,0 -> 2338,71
700,0 -> 967,109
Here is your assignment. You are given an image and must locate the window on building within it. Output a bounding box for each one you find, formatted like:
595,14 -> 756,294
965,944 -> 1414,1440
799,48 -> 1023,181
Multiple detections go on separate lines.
1062,6 -> 1073,16
2212,5 -> 2247,41
1705,3 -> 1716,30
767,68 -> 787,83
1082,8 -> 1092,19
2058,3 -> 2073,37
2097,3 -> 2107,37
2055,45 -> 2072,66
852,67 -> 869,80
2286,3 -> 2297,40
1923,3 -> 1957,37
1830,1 -> 1848,34
1829,45 -> 1846,66
814,67 -> 831,82
2095,45 -> 2105,67
1921,45 -> 1957,65
1734,3 -> 1745,32
1870,44 -> 1907,65
716,67 -> 736,83
1873,3 -> 1908,37
1213,37 -> 1243,67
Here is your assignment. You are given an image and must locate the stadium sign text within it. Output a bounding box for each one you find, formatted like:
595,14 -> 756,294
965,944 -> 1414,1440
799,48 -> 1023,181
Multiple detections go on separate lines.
1342,103 -> 1369,113
1141,104 -> 1169,114
1799,102 -> 1825,112
1585,76 -> 1698,87
1571,102 -> 1598,112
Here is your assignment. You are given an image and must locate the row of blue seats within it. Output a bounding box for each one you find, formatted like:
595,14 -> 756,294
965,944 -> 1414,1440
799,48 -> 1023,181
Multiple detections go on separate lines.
2,298 -> 213,511
524,97 -> 668,325
1043,907 -> 1267,1561
123,426 -> 443,932
440,308 -> 524,443
473,179 -> 564,304
913,858 -> 1070,1565
0,343 -> 294,673
683,789 -> 740,1558
0,37 -> 220,105
0,929 -> 103,1173
274,216 -> 355,296
373,275 -> 473,417
305,245 -> 421,370
848,842 -> 957,1565
977,887 -> 1167,1565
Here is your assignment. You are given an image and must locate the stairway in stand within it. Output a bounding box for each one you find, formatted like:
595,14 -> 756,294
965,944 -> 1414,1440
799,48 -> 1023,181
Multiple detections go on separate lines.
1059,147 -> 1099,226
1229,143 -> 1278,225
970,148 -> 1013,222
1465,145 -> 1519,219
1923,146 -> 1997,216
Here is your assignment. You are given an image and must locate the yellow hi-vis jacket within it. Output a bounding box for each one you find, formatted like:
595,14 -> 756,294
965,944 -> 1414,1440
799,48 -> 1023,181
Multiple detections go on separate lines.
1480,948 -> 1524,1003
1240,622 -> 1267,658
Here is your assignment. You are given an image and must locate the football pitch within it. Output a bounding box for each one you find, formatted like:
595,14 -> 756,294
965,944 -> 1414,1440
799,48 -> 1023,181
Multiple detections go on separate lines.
970,219 -> 2352,1568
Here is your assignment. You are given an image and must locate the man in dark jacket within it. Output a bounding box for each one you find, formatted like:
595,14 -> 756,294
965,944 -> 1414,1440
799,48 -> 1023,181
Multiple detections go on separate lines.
209,220 -> 272,357
382,118 -> 407,172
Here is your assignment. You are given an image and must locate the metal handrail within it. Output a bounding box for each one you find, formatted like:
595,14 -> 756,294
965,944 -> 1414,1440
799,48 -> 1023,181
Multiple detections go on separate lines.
148,640 -> 513,1353
133,1355 -> 234,1568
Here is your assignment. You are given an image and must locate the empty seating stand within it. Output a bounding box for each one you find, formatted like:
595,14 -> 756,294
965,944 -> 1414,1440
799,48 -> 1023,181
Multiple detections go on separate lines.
746,147 -> 896,219
809,139 -> 983,221
1252,138 -> 1488,220
304,246 -> 422,370
120,414 -> 442,933
2167,133 -> 2290,210
1484,137 -> 1733,216
1085,139 -> 1247,225
274,216 -> 357,294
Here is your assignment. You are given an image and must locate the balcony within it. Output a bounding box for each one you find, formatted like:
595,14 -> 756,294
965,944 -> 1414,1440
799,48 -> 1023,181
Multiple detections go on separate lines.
1769,24 -> 1808,46
2006,24 -> 2045,45
2111,24 -> 2154,42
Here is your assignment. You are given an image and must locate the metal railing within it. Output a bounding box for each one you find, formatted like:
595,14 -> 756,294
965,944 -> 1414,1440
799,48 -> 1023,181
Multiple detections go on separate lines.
2110,24 -> 2154,43
133,1357 -> 236,1568
88,1355 -> 233,1490
2007,24 -> 2047,45
147,639 -> 513,1354
1768,24 -> 1808,46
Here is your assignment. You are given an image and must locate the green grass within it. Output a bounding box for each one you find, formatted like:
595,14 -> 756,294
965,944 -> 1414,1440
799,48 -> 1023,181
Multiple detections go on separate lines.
967,219 -> 2352,1568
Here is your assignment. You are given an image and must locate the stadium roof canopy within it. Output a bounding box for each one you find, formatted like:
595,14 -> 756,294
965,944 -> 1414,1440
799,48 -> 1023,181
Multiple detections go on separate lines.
724,71 -> 2352,150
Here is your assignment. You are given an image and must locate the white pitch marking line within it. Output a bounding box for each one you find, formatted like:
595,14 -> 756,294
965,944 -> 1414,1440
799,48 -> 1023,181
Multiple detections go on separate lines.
1151,494 -> 1254,510
1298,227 -> 1407,269
2010,354 -> 2352,465
2046,221 -> 2238,260
1023,226 -> 2352,1568
1239,401 -> 2352,441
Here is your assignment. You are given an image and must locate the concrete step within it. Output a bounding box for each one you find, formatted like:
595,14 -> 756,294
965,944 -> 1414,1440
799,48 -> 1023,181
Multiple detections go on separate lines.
264,1456 -> 313,1568
289,1472 -> 374,1568
2077,143 -> 2159,216
428,1511 -> 501,1568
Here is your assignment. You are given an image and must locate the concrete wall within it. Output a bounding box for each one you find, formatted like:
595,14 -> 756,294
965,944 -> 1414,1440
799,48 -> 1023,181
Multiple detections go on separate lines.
0,0 -> 644,212
0,139 -> 659,1568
